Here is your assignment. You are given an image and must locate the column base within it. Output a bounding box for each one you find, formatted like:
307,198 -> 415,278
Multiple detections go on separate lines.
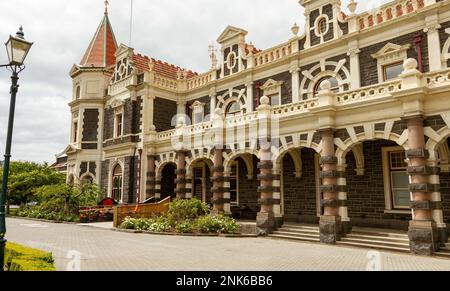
437,227 -> 449,245
320,215 -> 342,244
342,220 -> 353,236
256,212 -> 276,236
408,220 -> 439,256
274,215 -> 284,229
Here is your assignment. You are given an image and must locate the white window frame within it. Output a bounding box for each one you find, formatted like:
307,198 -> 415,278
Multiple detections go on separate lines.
190,101 -> 205,124
314,15 -> 330,37
382,146 -> 411,214
114,111 -> 124,138
371,43 -> 410,83
260,79 -> 283,107
229,161 -> 239,206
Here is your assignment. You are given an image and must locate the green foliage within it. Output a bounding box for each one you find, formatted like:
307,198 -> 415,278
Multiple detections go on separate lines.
119,199 -> 240,235
5,242 -> 55,271
196,214 -> 240,234
0,161 -> 65,205
166,198 -> 209,224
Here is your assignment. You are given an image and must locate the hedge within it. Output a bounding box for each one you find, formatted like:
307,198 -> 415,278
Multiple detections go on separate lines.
5,242 -> 55,271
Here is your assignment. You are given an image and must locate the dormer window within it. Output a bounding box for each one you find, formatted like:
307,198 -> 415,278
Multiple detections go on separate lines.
372,43 -> 410,83
227,52 -> 237,70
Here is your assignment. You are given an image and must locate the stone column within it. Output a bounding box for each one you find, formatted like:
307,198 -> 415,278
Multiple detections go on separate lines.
272,169 -> 283,228
145,155 -> 158,200
246,81 -> 254,113
406,116 -> 440,255
211,148 -> 228,214
257,152 -> 276,235
319,129 -> 342,244
290,66 -> 300,103
424,22 -> 442,71
175,150 -> 188,199
347,45 -> 361,90
336,162 -> 351,235
428,159 -> 448,244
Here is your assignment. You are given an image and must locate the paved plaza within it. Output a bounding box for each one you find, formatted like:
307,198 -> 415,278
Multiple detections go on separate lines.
5,218 -> 450,271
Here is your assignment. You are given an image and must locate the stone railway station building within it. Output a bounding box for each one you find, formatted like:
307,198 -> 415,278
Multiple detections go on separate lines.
65,0 -> 450,255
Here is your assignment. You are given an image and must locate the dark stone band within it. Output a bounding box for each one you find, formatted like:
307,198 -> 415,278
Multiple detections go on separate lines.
212,198 -> 231,205
147,171 -> 156,177
321,199 -> 341,208
320,156 -> 338,165
408,166 -> 441,176
406,148 -> 430,159
409,183 -> 440,193
257,161 -> 273,169
321,171 -> 346,178
211,165 -> 225,173
211,187 -> 229,194
210,176 -> 229,183
257,186 -> 279,193
320,184 -> 346,193
175,169 -> 186,175
257,174 -> 276,181
175,188 -> 191,194
175,178 -> 187,184
258,198 -> 281,206
410,201 -> 443,210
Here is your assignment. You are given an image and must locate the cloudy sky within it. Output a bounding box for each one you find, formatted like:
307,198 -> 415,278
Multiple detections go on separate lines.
0,0 -> 390,163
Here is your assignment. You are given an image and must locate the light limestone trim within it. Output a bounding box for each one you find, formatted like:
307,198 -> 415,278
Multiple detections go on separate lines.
371,43 -> 410,82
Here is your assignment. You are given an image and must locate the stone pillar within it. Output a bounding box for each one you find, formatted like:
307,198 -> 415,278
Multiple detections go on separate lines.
246,81 -> 254,113
406,116 -> 440,255
257,152 -> 276,235
211,148 -> 228,214
145,155 -> 158,200
290,67 -> 300,103
319,129 -> 342,244
428,159 -> 448,244
336,162 -> 351,235
175,150 -> 188,199
347,45 -> 361,90
424,22 -> 442,71
272,169 -> 283,228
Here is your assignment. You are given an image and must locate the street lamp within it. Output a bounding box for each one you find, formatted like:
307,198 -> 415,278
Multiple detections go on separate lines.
0,26 -> 33,271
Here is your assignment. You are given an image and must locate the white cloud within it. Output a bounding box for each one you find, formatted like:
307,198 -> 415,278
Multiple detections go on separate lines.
0,0 -> 390,163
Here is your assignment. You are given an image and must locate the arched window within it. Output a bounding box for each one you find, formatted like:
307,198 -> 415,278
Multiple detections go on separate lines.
81,175 -> 94,185
226,101 -> 241,117
76,86 -> 81,99
112,165 -> 123,202
314,76 -> 339,96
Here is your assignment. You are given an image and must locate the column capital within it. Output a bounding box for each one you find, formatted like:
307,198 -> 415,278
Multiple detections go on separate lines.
402,115 -> 424,125
317,128 -> 336,138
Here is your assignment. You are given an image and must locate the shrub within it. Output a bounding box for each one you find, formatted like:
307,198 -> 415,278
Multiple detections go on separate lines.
175,220 -> 195,233
147,217 -> 171,233
197,214 -> 240,234
5,242 -> 55,271
120,217 -> 137,230
166,198 -> 209,224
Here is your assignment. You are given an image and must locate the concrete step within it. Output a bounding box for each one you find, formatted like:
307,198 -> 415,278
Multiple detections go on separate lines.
351,229 -> 409,239
346,233 -> 410,243
281,224 -> 319,231
337,241 -> 411,253
341,237 -> 409,248
436,252 -> 450,259
268,234 -> 320,243
438,247 -> 450,254
272,231 -> 319,239
278,227 -> 320,235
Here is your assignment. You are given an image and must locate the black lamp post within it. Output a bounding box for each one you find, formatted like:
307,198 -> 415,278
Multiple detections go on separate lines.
0,26 -> 33,271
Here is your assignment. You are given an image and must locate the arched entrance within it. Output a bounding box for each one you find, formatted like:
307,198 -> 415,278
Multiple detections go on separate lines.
160,163 -> 176,200
188,158 -> 213,203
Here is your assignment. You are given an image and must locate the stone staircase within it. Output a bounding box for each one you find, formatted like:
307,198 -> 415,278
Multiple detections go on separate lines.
268,223 -> 320,243
436,242 -> 450,259
336,227 -> 410,253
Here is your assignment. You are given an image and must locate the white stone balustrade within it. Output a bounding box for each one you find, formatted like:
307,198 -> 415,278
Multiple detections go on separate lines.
253,42 -> 293,67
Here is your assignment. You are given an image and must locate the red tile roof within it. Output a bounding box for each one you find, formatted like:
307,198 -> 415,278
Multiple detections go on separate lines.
245,43 -> 262,55
80,13 -> 118,68
133,53 -> 198,80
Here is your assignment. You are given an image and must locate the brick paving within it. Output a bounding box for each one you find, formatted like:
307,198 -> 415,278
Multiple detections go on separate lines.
5,218 -> 450,271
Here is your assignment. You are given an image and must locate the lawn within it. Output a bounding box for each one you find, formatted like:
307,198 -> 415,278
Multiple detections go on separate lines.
5,242 -> 55,271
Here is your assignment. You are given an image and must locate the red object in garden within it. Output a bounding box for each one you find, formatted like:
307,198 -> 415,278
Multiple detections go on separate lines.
98,198 -> 117,206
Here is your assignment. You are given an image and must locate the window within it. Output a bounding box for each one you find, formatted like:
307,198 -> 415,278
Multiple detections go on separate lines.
190,101 -> 205,124
383,62 -> 403,81
226,101 -> 241,117
229,162 -> 239,205
73,122 -> 78,143
227,52 -> 237,70
383,147 -> 410,211
75,86 -> 81,99
115,114 -> 123,137
317,17 -> 327,35
112,165 -> 123,202
269,94 -> 281,107
314,76 -> 339,96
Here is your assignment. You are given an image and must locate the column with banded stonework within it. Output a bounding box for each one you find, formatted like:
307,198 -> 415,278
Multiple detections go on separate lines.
406,116 -> 440,255
256,153 -> 277,235
336,163 -> 351,235
271,169 -> 283,227
175,150 -> 188,199
146,155 -> 158,200
319,129 -> 343,244
211,148 -> 229,214
427,160 -> 448,244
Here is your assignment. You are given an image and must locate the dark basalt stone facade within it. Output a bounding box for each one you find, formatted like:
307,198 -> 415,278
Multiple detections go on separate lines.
154,97 -> 177,132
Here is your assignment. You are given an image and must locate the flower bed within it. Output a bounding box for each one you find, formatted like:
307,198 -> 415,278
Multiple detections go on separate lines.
5,242 -> 55,271
118,198 -> 240,235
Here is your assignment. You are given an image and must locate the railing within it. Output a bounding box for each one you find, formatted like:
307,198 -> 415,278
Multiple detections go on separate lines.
225,111 -> 260,127
113,197 -> 171,228
424,70 -> 450,88
253,42 -> 293,67
272,98 -> 319,117
157,129 -> 176,140
152,74 -> 178,90
186,71 -> 215,90
109,75 -> 134,96
187,121 -> 214,134
357,0 -> 425,31
336,80 -> 403,105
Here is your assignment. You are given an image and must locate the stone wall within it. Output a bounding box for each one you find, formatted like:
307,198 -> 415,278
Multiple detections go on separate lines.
346,140 -> 410,230
82,109 -> 99,142
359,30 -> 430,87
439,138 -> 450,224
154,97 -> 177,132
282,148 -> 319,223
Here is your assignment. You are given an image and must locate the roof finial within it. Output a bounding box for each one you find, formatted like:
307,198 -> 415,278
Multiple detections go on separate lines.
104,0 -> 109,14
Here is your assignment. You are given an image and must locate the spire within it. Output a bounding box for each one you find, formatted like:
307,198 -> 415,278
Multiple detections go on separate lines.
80,5 -> 118,68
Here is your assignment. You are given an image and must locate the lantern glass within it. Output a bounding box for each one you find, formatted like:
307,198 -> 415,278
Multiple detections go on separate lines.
5,35 -> 33,66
